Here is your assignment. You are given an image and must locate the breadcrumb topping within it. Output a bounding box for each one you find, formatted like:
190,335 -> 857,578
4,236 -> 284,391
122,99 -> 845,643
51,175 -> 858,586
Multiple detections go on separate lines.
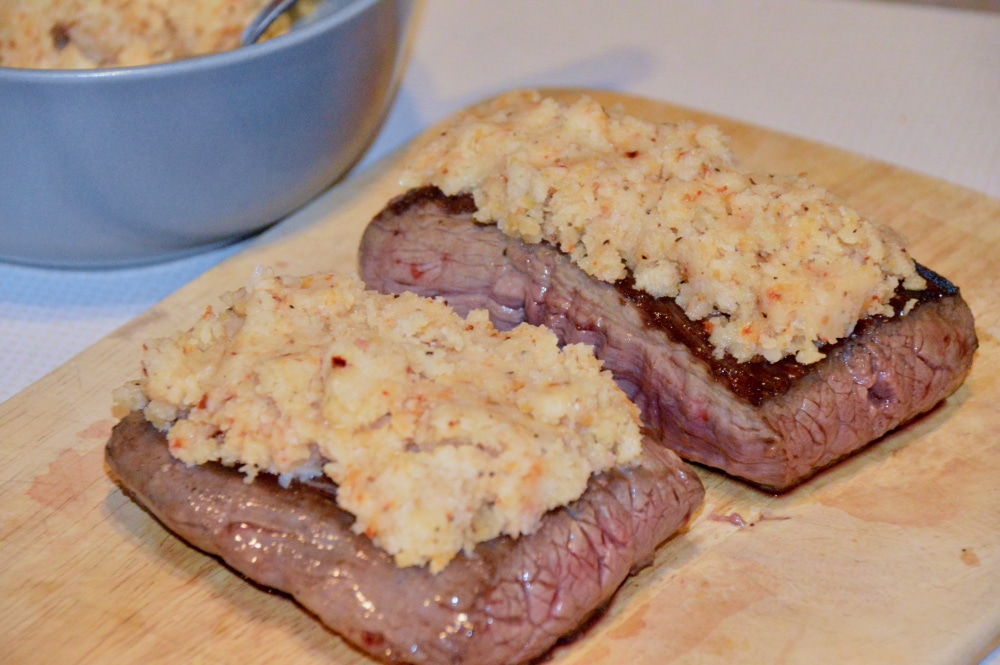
401,90 -> 926,364
0,0 -> 317,69
125,270 -> 643,573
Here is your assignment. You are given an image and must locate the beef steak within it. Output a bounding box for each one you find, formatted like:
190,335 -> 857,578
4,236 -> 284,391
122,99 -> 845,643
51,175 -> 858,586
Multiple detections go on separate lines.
358,187 -> 978,491
105,411 -> 703,665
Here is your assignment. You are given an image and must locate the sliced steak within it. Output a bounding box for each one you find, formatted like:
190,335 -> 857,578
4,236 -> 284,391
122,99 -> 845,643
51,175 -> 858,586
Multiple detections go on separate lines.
358,187 -> 979,491
105,411 -> 703,665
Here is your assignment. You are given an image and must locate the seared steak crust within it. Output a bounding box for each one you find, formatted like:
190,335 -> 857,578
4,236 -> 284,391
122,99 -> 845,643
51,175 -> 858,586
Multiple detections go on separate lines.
105,412 -> 703,665
359,187 -> 978,491
616,263 -> 959,406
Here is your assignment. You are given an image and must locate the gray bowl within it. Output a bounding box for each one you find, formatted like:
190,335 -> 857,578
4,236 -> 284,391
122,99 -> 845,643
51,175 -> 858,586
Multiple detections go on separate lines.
0,0 -> 414,268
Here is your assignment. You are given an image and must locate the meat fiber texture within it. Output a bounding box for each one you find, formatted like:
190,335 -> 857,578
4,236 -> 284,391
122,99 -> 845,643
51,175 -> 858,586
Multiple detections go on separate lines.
105,411 -> 704,665
358,187 -> 979,491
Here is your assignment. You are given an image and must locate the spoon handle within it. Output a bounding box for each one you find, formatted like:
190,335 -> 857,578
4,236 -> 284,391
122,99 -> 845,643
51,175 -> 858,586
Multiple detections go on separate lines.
242,0 -> 300,45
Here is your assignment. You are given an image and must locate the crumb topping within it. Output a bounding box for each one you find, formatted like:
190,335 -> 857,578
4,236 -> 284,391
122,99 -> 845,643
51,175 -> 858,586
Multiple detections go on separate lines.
0,0 -> 318,69
123,270 -> 642,573
401,90 -> 926,364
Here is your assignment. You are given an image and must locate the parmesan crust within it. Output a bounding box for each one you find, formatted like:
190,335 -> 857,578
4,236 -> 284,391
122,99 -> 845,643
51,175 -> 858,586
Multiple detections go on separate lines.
401,90 -> 927,364
0,0 -> 318,69
126,270 -> 643,573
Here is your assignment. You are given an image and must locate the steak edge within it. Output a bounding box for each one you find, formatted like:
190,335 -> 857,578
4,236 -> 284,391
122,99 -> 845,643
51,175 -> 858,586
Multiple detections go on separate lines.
358,187 -> 979,491
105,411 -> 704,665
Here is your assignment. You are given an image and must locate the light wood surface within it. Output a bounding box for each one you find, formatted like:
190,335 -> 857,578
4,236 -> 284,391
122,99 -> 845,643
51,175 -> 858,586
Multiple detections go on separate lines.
2,89 -> 998,665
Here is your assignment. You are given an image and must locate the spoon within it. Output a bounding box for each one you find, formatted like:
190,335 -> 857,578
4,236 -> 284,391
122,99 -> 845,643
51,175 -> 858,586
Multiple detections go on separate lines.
241,0 -> 300,46
242,0 -> 350,46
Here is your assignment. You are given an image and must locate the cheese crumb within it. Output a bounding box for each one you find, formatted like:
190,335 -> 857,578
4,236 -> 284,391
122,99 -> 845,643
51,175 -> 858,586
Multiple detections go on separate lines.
0,0 -> 319,69
401,90 -> 926,364
132,271 -> 643,573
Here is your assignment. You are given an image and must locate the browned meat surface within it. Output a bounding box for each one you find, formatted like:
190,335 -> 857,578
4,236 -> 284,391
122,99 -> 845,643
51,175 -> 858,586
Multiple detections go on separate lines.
359,187 -> 979,491
105,411 -> 704,665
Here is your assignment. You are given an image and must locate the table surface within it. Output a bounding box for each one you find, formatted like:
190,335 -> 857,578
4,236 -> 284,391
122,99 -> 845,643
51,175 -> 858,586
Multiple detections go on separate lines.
1,2 -> 998,660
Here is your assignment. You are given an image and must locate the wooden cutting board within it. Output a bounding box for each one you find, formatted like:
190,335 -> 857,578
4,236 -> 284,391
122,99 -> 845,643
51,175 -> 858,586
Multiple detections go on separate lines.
2,89 -> 998,665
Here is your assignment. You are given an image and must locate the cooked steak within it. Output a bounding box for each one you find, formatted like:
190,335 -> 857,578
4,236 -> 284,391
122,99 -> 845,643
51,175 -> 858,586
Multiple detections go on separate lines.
359,187 -> 979,491
105,411 -> 704,665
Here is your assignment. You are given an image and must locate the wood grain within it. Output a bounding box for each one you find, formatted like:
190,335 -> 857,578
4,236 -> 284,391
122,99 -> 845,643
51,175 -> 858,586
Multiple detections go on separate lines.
1,89 -> 997,665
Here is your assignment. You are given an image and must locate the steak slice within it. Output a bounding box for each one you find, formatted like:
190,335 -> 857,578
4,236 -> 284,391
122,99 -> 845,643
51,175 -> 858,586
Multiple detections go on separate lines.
358,187 -> 979,491
105,411 -> 703,665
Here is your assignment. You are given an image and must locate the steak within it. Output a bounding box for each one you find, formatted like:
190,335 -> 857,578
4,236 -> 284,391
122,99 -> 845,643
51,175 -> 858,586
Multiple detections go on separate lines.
105,411 -> 704,665
358,187 -> 979,491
